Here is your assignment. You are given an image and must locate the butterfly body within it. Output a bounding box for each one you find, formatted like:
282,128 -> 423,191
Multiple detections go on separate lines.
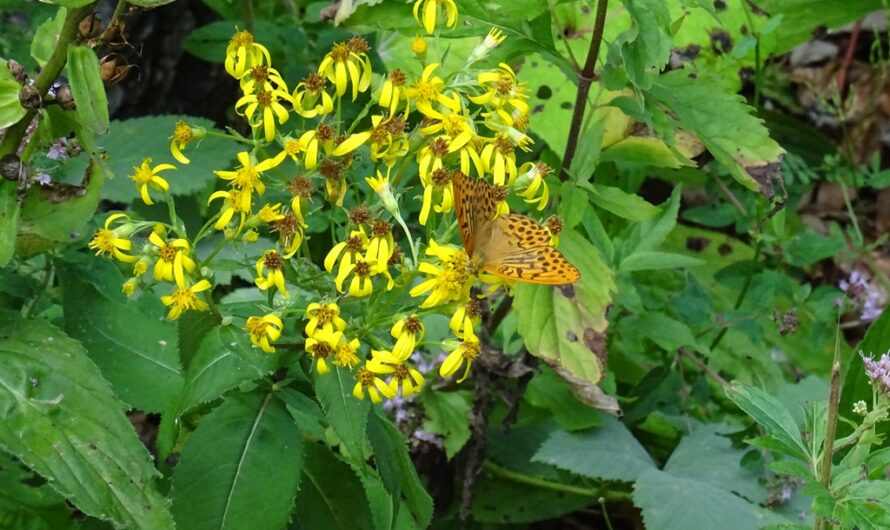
452,171 -> 580,285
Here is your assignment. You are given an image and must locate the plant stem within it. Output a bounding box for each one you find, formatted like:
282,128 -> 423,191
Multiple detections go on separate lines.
709,241 -> 762,351
483,461 -> 631,500
203,130 -> 257,146
839,183 -> 863,246
815,323 -> 843,530
22,259 -> 55,319
559,0 -> 608,182
242,0 -> 255,33
0,4 -> 94,156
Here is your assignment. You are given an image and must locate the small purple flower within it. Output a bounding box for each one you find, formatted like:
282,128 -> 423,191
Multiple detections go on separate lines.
383,391 -> 415,425
33,173 -> 51,186
412,428 -> 443,447
840,270 -> 885,322
862,352 -> 890,395
412,351 -> 445,374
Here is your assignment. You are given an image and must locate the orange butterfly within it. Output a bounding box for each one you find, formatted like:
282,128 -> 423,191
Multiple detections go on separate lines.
452,171 -> 580,285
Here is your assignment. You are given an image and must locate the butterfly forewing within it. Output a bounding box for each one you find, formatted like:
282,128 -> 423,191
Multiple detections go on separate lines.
452,170 -> 498,256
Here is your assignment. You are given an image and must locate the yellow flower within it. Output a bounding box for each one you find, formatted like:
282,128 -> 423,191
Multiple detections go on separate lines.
306,328 -> 342,375
214,151 -> 281,195
148,229 -> 196,287
88,213 -> 138,263
246,313 -> 283,353
304,302 -> 347,336
235,87 -> 292,142
406,63 -> 450,117
420,168 -> 455,225
379,69 -> 408,115
410,35 -> 427,58
208,188 -> 252,231
270,211 -> 305,259
335,255 -> 392,297
413,0 -> 458,34
325,227 -> 368,276
129,157 -> 174,205
256,203 -> 285,224
318,37 -> 372,100
239,63 -> 289,95
367,219 -> 395,272
122,277 -> 139,297
409,240 -> 473,308
366,171 -> 400,217
169,121 -> 204,165
514,161 -> 551,211
439,328 -> 480,382
480,135 -> 519,186
450,299 -> 481,338
467,28 -> 506,63
292,72 -> 334,118
225,30 -> 271,79
255,249 -> 288,297
417,136 -> 449,183
160,279 -> 212,320
367,349 -> 425,397
353,365 -> 396,403
468,63 -> 529,117
391,315 -> 424,360
369,113 -> 410,167
334,336 -> 361,369
419,93 -> 475,150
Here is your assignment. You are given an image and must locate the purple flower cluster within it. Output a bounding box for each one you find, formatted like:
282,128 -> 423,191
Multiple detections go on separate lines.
840,270 -> 884,322
862,352 -> 890,394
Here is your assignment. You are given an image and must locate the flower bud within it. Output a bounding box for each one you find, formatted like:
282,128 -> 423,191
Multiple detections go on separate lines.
411,35 -> 427,59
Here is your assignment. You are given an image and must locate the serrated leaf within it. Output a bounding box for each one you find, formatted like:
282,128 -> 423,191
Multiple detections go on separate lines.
314,367 -> 370,462
514,230 -> 614,384
619,251 -> 705,271
295,443 -> 374,530
0,182 -> 19,267
0,452 -> 78,530
525,365 -> 602,431
278,387 -> 327,440
177,325 -> 278,414
66,46 -> 109,135
471,472 -> 593,524
532,416 -> 656,482
581,182 -> 661,221
648,71 -> 785,192
615,0 -> 672,89
726,383 -> 809,461
0,311 -> 174,529
367,412 -> 434,529
102,115 -> 241,203
15,159 -> 103,257
171,390 -> 302,530
421,391 -> 471,459
633,468 -> 788,530
56,258 -> 183,413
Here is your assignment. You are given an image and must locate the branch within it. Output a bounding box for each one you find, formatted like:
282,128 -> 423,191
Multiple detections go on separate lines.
559,0 -> 608,182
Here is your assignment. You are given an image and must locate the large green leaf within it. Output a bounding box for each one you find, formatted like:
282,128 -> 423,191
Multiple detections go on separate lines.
66,46 -> 109,135
170,390 -> 302,530
0,65 -> 26,130
101,115 -> 241,203
513,229 -> 615,384
725,383 -> 809,461
15,159 -> 103,257
57,258 -> 184,413
0,452 -> 79,530
471,473 -> 593,524
421,390 -> 471,459
612,0 -> 672,90
0,312 -> 174,529
314,367 -> 370,462
0,181 -> 19,267
532,416 -> 656,482
646,71 -> 785,192
633,468 -> 788,530
839,310 -> 890,438
295,442 -> 374,530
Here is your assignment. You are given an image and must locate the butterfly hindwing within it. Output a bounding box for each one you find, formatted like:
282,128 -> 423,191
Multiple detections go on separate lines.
478,214 -> 581,285
452,170 -> 498,256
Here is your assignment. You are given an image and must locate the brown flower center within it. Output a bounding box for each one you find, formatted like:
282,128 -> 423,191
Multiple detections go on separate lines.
305,72 -> 325,92
389,68 -> 406,86
371,219 -> 391,238
347,37 -> 369,54
432,168 -> 453,187
429,138 -> 449,157
330,43 -> 350,61
263,250 -> 283,271
403,316 -> 422,334
345,235 -> 365,253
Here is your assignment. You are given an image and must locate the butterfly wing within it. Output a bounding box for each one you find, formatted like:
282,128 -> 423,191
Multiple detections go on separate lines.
477,213 -> 580,285
452,170 -> 498,256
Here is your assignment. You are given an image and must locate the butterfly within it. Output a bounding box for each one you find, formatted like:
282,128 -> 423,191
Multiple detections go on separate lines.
452,170 -> 580,285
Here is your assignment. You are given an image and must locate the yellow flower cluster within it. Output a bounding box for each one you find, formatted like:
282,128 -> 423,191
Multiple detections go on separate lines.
90,0 -> 562,403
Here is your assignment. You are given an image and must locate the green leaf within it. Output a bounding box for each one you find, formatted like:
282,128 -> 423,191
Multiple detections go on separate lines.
471,472 -> 593,524
295,442 -> 374,530
278,387 -> 327,440
421,390 -> 471,459
524,53 -> 577,154
31,9 -> 64,68
0,181 -> 19,267
514,230 -> 615,384
367,412 -> 434,529
619,186 -> 682,260
615,0 -> 672,89
532,416 -> 656,482
45,0 -> 95,6
177,324 -> 278,414
66,46 -> 109,135
355,467 -> 394,530
314,367 -> 370,462
633,468 -> 788,530
840,310 -> 890,438
127,0 -> 175,7
725,383 -> 809,461
171,390 -> 302,530
630,311 -> 699,352
619,251 -> 705,272
664,424 -> 768,504
0,312 -> 175,529
524,365 -> 602,431
782,229 -> 845,267
56,258 -> 184,413
581,182 -> 661,221
758,0 -> 885,55
647,71 -> 785,192
0,66 -> 26,130
15,159 -> 104,257
0,452 -> 79,530
184,21 -> 283,63
102,115 -> 241,203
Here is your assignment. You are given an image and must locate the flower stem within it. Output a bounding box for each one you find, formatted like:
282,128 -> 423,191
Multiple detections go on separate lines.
815,321 -> 842,530
559,0 -> 608,182
204,130 -> 257,146
394,213 -> 419,267
482,461 -> 631,500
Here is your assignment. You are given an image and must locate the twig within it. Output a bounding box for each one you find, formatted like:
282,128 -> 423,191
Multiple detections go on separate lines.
709,241 -> 762,351
457,365 -> 494,523
836,20 -> 862,103
559,0 -> 608,182
815,320 -> 843,530
680,348 -> 729,388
